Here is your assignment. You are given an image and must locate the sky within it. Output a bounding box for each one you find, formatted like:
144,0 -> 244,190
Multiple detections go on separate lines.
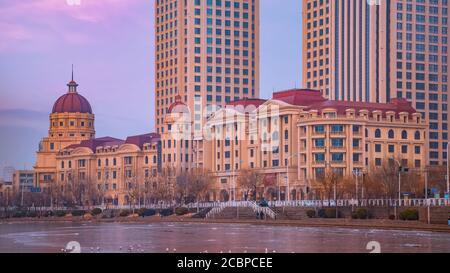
0,0 -> 302,169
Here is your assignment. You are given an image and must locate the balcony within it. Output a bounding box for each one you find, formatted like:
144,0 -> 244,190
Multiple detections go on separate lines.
330,131 -> 345,136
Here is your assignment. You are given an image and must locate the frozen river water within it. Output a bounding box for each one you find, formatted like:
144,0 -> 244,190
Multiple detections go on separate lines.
0,222 -> 449,253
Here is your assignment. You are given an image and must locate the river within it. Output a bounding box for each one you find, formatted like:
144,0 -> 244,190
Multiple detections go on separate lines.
0,222 -> 449,253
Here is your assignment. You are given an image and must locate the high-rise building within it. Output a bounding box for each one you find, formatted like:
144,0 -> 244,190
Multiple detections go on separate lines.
302,0 -> 450,165
154,0 -> 260,134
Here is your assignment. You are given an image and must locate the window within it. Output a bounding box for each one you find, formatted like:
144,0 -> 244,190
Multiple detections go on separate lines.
375,129 -> 381,138
388,130 -> 395,139
414,131 -> 421,140
402,130 -> 408,140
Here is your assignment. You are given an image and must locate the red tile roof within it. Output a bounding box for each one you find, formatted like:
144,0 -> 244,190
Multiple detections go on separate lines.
273,89 -> 327,106
305,98 -> 417,116
270,89 -> 416,117
52,92 -> 92,114
125,133 -> 161,149
64,137 -> 124,151
226,98 -> 267,108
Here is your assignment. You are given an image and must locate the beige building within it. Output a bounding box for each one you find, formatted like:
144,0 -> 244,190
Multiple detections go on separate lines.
55,134 -> 161,206
202,89 -> 427,201
12,170 -> 34,194
154,0 -> 260,135
302,0 -> 450,165
34,75 -> 95,190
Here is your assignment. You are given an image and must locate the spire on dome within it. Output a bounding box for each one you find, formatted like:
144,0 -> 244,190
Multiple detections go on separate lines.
67,64 -> 78,93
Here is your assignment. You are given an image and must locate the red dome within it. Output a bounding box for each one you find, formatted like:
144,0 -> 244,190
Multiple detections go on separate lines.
52,92 -> 92,114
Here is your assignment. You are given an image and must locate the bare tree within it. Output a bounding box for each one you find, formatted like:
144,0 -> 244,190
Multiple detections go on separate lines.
237,169 -> 264,201
312,169 -> 344,200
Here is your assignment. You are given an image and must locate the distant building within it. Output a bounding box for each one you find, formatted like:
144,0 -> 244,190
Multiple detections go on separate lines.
302,0 -> 450,165
13,170 -> 34,194
1,165 -> 15,184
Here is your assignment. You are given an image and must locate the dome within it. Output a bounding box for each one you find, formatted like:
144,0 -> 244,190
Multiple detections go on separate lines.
52,74 -> 92,114
168,95 -> 189,114
52,92 -> 93,114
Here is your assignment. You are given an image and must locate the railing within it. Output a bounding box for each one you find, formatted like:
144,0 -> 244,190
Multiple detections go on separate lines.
268,198 -> 450,208
2,198 -> 449,212
205,201 -> 277,220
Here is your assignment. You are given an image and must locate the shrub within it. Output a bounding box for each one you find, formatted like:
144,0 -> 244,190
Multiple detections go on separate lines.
399,209 -> 419,221
159,208 -> 173,217
91,208 -> 102,216
389,215 -> 396,220
352,208 -> 370,219
44,211 -> 54,217
318,208 -> 340,219
306,210 -> 316,218
26,211 -> 38,218
71,210 -> 86,217
119,210 -> 130,217
12,211 -> 27,218
55,211 -> 66,217
138,208 -> 156,217
175,207 -> 189,216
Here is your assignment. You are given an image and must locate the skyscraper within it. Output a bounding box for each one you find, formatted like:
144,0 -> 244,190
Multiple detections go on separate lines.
302,0 -> 450,165
154,0 -> 260,135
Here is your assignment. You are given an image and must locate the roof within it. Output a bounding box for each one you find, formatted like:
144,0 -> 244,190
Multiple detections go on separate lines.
63,133 -> 161,151
272,89 -> 327,106
64,137 -> 124,151
52,91 -> 92,114
305,98 -> 417,116
125,133 -> 161,149
226,98 -> 267,108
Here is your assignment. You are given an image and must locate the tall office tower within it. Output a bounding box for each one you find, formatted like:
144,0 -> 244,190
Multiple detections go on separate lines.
154,0 -> 260,135
302,0 -> 450,165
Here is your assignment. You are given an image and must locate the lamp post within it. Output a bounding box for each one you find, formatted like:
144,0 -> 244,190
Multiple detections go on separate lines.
390,158 -> 403,204
352,169 -> 363,202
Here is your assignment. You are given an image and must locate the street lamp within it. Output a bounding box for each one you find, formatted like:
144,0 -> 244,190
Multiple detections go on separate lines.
390,158 -> 407,204
352,169 -> 363,201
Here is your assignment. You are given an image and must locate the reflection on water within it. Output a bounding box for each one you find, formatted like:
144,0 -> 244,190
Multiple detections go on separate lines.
0,222 -> 449,253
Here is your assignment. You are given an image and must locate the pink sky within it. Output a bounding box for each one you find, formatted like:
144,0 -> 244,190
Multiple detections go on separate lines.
0,0 -> 302,168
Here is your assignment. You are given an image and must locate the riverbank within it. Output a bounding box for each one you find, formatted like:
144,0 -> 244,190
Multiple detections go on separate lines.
2,216 -> 450,233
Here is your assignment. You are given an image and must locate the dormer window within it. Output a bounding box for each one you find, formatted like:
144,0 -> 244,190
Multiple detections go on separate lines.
323,111 -> 336,118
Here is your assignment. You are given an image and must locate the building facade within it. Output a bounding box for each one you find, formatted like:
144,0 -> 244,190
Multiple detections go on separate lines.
202,89 -> 427,201
302,0 -> 450,165
34,76 -> 95,190
154,0 -> 260,135
12,170 -> 34,194
55,134 -> 161,206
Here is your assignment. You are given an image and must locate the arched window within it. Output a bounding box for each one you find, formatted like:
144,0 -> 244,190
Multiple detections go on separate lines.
145,156 -> 149,165
284,130 -> 289,140
375,129 -> 381,138
414,131 -> 421,140
272,131 -> 279,141
388,130 -> 395,139
402,130 -> 408,140
98,159 -> 101,167
365,129 -> 369,138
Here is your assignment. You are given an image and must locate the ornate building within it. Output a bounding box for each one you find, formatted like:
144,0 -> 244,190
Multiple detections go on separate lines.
55,134 -> 161,206
34,73 -> 95,190
203,89 -> 428,201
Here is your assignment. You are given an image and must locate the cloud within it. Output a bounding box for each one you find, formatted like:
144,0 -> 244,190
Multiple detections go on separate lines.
0,109 -> 48,130
0,0 -> 143,52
